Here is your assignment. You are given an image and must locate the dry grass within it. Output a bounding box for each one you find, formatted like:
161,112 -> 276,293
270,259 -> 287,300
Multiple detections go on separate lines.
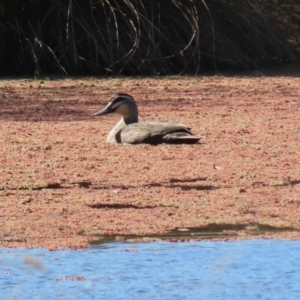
0,0 -> 299,76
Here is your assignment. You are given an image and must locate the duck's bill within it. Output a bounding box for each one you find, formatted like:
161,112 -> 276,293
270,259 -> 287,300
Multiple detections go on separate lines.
93,106 -> 113,116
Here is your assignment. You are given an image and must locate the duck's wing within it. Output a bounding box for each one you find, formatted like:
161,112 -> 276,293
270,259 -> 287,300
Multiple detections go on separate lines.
118,122 -> 202,144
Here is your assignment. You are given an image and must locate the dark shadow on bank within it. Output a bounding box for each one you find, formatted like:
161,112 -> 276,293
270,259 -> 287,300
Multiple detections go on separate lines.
90,223 -> 300,245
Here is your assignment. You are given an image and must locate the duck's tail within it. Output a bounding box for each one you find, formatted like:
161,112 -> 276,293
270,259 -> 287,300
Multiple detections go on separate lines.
163,132 -> 203,144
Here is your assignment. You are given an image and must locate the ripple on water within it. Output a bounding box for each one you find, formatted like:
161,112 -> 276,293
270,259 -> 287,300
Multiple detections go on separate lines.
1,240 -> 300,300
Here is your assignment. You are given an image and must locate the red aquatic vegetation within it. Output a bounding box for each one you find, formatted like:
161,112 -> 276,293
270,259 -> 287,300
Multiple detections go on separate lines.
0,69 -> 300,249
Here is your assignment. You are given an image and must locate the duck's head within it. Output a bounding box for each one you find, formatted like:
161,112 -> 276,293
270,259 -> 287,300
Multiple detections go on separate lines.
93,93 -> 138,122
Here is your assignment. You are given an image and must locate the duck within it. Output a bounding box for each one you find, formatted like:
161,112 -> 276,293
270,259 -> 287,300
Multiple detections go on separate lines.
93,93 -> 202,145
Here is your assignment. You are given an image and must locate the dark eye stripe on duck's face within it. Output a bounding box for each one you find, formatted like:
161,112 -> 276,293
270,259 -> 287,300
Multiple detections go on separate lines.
110,94 -> 134,110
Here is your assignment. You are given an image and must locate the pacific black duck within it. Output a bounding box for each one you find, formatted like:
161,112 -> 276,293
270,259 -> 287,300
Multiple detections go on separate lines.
93,93 -> 202,145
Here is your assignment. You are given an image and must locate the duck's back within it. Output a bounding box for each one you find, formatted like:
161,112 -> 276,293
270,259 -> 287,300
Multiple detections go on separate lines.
116,121 -> 201,144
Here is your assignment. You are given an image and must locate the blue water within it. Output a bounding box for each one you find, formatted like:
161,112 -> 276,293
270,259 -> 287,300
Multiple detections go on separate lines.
1,240 -> 300,300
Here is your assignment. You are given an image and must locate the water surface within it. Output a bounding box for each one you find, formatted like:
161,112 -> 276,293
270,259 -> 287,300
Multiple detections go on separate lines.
1,240 -> 300,299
